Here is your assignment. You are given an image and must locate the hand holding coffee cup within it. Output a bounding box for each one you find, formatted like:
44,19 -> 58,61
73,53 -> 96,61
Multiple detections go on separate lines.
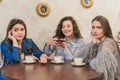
54,56 -> 62,63
74,58 -> 83,65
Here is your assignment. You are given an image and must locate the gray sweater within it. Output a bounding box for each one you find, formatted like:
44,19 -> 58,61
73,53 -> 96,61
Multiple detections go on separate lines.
77,37 -> 120,80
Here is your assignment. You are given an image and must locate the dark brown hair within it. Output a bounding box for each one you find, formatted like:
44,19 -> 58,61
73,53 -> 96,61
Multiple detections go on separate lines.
92,15 -> 120,52
92,15 -> 113,39
54,16 -> 82,39
3,18 -> 27,43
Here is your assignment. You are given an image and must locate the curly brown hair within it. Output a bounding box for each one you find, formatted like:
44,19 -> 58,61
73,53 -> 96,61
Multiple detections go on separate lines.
53,16 -> 82,39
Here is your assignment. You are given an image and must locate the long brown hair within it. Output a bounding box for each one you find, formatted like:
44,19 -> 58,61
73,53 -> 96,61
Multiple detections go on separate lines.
92,15 -> 120,52
92,15 -> 113,39
2,18 -> 27,44
54,16 -> 82,39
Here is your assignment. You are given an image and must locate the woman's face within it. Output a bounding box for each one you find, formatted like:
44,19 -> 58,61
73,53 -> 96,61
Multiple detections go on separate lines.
11,23 -> 25,41
91,20 -> 105,40
62,20 -> 73,38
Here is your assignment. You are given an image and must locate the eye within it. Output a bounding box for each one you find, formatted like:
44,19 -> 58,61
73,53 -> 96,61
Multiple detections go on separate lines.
67,25 -> 71,28
62,26 -> 65,29
97,26 -> 102,29
92,26 -> 95,29
21,28 -> 25,31
14,29 -> 18,32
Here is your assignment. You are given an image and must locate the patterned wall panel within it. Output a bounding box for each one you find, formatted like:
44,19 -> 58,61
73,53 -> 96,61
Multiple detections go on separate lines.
0,0 -> 120,49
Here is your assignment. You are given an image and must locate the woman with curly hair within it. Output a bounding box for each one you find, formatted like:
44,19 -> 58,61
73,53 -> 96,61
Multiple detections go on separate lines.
43,16 -> 84,61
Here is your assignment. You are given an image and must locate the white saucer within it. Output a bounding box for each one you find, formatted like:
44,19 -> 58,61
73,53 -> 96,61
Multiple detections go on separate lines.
51,60 -> 65,64
22,60 -> 36,64
71,62 -> 85,66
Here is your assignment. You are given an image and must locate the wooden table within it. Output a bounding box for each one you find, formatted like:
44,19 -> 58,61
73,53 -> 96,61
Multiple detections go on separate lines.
1,60 -> 103,80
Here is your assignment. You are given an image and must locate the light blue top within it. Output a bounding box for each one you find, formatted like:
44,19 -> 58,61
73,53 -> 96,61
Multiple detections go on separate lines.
43,38 -> 85,60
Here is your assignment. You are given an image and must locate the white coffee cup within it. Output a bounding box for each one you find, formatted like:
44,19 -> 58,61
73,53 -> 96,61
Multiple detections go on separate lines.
54,56 -> 62,63
25,55 -> 34,62
74,58 -> 83,65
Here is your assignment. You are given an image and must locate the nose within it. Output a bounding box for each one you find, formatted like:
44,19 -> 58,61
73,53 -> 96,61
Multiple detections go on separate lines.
18,30 -> 23,35
92,29 -> 98,34
93,28 -> 97,32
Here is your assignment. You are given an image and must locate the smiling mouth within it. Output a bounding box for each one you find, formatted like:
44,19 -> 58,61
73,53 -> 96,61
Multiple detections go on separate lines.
64,31 -> 70,34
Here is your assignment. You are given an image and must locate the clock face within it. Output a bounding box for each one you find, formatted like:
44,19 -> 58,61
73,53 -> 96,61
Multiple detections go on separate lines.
80,0 -> 94,8
85,0 -> 90,4
41,6 -> 47,13
36,2 -> 51,17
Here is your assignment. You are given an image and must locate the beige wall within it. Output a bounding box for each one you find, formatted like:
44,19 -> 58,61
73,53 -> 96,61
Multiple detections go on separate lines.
0,0 -> 120,49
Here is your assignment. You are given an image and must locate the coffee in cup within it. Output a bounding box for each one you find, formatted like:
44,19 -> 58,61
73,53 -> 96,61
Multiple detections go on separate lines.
54,56 -> 62,63
74,58 -> 83,65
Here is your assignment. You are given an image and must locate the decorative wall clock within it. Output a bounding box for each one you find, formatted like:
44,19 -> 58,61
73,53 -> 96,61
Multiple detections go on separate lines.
80,0 -> 94,8
36,2 -> 51,17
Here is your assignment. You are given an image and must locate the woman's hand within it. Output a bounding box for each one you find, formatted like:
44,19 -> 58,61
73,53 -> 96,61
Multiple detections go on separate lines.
46,38 -> 66,50
46,38 -> 59,46
8,31 -> 16,41
39,54 -> 48,64
56,41 -> 66,50
91,31 -> 99,44
8,31 -> 19,47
